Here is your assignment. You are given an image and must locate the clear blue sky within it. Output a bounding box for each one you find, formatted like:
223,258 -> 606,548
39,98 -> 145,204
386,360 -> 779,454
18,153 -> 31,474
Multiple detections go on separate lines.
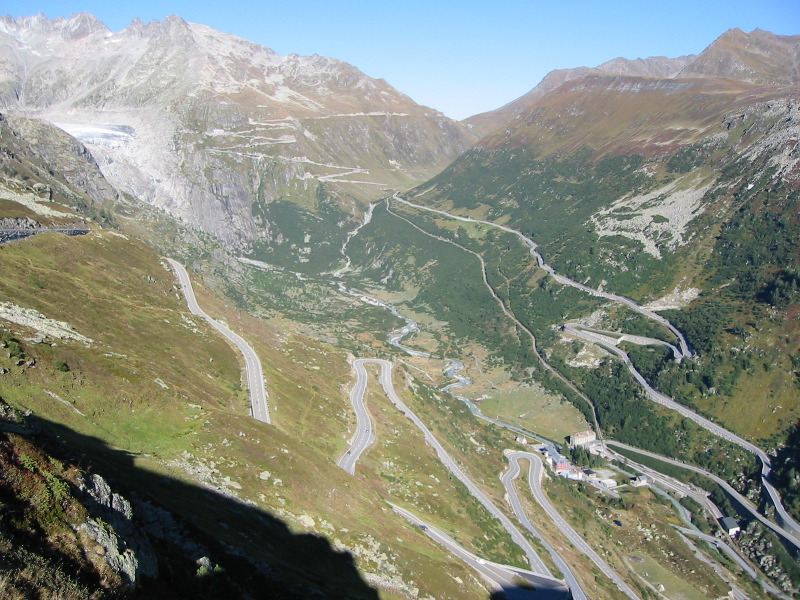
3,0 -> 799,120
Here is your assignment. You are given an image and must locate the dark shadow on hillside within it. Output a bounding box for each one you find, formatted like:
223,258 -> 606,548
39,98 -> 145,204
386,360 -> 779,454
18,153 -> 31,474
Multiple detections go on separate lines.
490,583 -> 573,600
27,415 -> 380,600
486,566 -> 572,600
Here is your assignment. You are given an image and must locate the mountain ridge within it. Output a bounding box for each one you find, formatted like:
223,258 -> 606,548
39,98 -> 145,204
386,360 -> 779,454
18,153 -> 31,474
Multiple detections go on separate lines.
464,55 -> 694,136
1,15 -> 800,599
465,28 -> 799,137
677,27 -> 800,84
0,12 -> 476,255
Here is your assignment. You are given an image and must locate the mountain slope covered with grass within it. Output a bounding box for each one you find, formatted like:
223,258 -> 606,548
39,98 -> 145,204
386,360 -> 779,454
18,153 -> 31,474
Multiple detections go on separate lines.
401,29 -> 800,519
2,20 -> 800,600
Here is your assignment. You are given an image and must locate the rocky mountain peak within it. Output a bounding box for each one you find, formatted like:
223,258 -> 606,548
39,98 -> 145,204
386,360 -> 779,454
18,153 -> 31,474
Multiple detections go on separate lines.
0,12 -> 475,253
0,12 -> 109,41
148,14 -> 193,41
596,55 -> 693,78
61,12 -> 109,39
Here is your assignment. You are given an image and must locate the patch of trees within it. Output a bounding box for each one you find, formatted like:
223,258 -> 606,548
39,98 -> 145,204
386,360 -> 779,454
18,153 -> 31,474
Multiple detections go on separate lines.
1,331 -> 25,361
580,361 -> 678,456
764,268 -> 800,308
662,300 -> 731,355
568,445 -> 602,468
250,194 -> 350,274
409,147 -> 667,296
665,144 -> 706,174
349,206 -> 527,367
771,421 -> 800,523
708,166 -> 800,308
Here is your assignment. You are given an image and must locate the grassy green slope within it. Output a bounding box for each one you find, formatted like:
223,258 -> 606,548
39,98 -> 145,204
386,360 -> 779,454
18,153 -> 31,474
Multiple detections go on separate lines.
0,223 -> 538,599
404,76 -> 800,450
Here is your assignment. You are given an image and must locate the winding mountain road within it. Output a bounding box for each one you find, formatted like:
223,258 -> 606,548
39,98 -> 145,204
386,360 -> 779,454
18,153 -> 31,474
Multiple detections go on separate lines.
565,323 -> 769,461
390,503 -> 570,599
337,359 -> 377,474
564,323 -> 682,360
385,198 -> 606,441
566,324 -> 800,540
392,193 -> 692,359
504,452 -> 641,600
167,258 -> 271,424
390,193 -> 800,545
501,454 -> 589,600
336,358 -> 554,576
604,441 -> 800,550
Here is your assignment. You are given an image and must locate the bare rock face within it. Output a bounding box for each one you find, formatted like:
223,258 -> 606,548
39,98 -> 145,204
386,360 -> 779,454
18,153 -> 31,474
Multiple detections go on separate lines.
0,217 -> 41,229
78,473 -> 159,585
81,517 -> 142,586
0,13 -> 477,253
0,111 -> 118,213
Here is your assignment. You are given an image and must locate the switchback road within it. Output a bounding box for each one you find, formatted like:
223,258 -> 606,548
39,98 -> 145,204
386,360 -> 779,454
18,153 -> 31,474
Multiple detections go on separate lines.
167,258 -> 271,424
336,358 -> 553,576
390,503 -> 570,600
504,452 -> 641,600
569,323 -> 800,540
501,453 -> 589,600
605,441 -> 800,551
337,359 -> 376,474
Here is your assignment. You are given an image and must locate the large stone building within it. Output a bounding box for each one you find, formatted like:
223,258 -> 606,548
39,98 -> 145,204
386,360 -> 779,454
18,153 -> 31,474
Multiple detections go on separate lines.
569,430 -> 597,447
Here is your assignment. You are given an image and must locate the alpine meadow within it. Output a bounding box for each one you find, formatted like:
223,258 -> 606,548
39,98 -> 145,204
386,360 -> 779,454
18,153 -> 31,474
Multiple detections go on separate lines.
0,13 -> 799,600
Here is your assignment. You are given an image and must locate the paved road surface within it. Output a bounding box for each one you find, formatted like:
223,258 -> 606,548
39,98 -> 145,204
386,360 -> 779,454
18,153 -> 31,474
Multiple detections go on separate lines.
390,503 -> 570,600
600,445 -> 722,519
337,359 -> 377,473
337,358 -> 552,575
167,258 -> 271,424
606,441 -> 800,551
501,454 -> 589,600
674,526 -> 791,599
564,323 -> 800,540
563,323 -> 681,360
505,452 -> 641,600
675,527 -> 759,580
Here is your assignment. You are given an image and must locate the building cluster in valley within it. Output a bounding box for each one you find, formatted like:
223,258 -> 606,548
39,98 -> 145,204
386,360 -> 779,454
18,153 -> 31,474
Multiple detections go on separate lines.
518,430 -> 744,539
515,429 -> 648,494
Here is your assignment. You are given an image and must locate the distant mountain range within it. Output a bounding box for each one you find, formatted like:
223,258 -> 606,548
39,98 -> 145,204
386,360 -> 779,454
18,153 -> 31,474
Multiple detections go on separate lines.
1,15 -> 800,599
466,28 -> 799,136
0,13 -> 475,252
